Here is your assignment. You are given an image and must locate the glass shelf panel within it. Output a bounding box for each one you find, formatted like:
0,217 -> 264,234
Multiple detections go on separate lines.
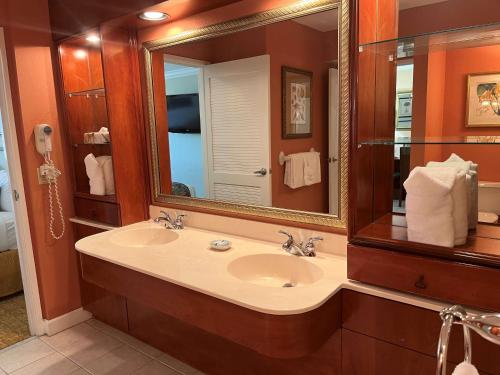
359,135 -> 500,146
359,21 -> 500,57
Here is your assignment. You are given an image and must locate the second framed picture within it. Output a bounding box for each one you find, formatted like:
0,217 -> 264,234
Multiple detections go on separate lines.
282,66 -> 313,139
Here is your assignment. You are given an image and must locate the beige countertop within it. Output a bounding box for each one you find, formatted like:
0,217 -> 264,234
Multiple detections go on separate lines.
76,221 -> 450,315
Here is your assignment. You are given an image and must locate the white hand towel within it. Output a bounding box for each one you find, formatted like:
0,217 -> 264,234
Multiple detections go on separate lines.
284,153 -> 304,189
284,152 -> 321,189
84,153 -> 105,195
96,155 -> 115,195
427,153 -> 478,229
451,170 -> 468,245
404,167 -> 457,247
304,151 -> 321,186
452,362 -> 479,375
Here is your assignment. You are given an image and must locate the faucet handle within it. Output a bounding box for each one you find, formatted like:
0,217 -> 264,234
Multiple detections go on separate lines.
304,236 -> 323,256
278,230 -> 293,239
278,230 -> 295,250
159,210 -> 171,220
307,236 -> 324,243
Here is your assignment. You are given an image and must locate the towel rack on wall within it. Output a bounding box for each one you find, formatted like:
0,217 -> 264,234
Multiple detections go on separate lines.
278,148 -> 316,166
437,305 -> 500,375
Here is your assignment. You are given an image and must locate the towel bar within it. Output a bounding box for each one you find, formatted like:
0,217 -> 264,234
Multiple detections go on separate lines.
278,148 -> 316,166
437,305 -> 500,375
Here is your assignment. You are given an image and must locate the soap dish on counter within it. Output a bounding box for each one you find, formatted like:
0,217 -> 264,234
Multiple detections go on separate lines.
210,239 -> 232,251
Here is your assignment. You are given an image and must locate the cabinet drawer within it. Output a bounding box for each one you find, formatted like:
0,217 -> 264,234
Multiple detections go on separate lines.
74,197 -> 120,226
347,244 -> 500,312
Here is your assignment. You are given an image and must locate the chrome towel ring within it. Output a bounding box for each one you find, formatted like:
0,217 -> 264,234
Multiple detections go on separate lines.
437,305 -> 500,375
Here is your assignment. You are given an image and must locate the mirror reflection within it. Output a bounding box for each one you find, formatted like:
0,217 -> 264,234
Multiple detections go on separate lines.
386,25 -> 500,227
150,9 -> 340,216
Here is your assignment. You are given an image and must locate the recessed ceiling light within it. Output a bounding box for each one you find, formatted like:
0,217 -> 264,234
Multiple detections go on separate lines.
74,49 -> 87,59
138,11 -> 169,21
86,34 -> 100,43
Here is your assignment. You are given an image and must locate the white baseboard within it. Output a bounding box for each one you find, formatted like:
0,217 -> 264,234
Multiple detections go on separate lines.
43,308 -> 93,336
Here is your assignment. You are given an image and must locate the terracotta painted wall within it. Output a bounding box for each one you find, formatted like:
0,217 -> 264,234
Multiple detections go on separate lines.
145,10 -> 337,213
440,45 -> 500,182
0,0 -> 81,319
267,21 -> 333,213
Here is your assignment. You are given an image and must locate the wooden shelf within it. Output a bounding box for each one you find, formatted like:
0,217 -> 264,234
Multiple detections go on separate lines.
74,191 -> 117,203
66,88 -> 105,97
353,213 -> 500,268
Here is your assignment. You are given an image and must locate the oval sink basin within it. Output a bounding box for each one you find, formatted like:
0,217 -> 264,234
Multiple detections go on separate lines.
227,254 -> 323,287
110,227 -> 179,247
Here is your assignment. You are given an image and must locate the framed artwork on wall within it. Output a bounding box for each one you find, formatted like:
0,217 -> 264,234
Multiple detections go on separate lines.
282,66 -> 312,139
396,92 -> 412,130
466,73 -> 500,127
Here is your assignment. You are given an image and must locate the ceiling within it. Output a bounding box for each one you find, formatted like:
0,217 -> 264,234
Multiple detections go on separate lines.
399,0 -> 448,10
48,0 -> 241,40
293,0 -> 449,32
293,10 -> 338,32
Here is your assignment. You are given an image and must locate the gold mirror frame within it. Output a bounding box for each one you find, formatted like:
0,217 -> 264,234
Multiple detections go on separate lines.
143,0 -> 349,229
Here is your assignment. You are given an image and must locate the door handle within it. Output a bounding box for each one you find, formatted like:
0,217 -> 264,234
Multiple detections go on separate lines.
253,168 -> 267,176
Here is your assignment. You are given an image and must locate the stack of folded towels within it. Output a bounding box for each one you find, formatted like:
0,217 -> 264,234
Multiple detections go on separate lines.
84,127 -> 110,144
284,151 -> 321,189
84,153 -> 115,195
403,154 -> 478,248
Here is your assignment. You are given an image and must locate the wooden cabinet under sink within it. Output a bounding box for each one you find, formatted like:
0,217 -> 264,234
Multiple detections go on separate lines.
77,251 -> 500,375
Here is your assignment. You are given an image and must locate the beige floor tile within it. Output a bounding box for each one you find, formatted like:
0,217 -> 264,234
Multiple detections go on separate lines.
10,352 -> 80,375
69,370 -> 90,375
0,338 -> 54,373
132,360 -> 181,375
83,345 -> 153,375
86,320 -> 163,358
41,323 -> 123,367
158,354 -> 200,375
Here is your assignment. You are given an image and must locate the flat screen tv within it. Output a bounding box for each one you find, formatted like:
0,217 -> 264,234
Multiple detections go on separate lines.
166,94 -> 201,133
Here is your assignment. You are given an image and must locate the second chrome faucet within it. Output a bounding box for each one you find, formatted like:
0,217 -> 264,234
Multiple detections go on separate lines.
278,230 -> 322,257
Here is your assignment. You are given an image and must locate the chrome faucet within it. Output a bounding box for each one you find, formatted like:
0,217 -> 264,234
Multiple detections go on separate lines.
153,211 -> 187,229
278,230 -> 322,257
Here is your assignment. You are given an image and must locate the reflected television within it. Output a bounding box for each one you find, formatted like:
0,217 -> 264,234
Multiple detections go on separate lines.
166,94 -> 201,133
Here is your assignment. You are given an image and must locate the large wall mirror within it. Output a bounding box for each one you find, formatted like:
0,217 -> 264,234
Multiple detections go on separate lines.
144,0 -> 349,229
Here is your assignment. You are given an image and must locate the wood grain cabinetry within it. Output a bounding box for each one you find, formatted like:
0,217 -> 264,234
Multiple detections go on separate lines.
57,26 -> 147,226
77,252 -> 500,374
342,290 -> 500,374
347,244 -> 500,313
73,224 -> 128,332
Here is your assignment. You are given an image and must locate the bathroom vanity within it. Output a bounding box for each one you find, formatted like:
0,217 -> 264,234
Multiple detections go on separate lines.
74,220 -> 500,374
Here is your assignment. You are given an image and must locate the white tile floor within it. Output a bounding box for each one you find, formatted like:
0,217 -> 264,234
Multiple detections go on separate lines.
0,319 -> 206,375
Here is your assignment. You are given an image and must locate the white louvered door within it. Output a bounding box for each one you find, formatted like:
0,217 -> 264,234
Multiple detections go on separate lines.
203,55 -> 271,206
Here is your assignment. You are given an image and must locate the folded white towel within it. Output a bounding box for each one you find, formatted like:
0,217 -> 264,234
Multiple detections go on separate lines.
284,152 -> 321,189
427,153 -> 478,229
451,170 -> 468,245
304,152 -> 321,186
96,156 -> 115,195
404,167 -> 468,247
452,362 -> 479,375
84,153 -> 105,195
84,127 -> 110,144
404,167 -> 457,247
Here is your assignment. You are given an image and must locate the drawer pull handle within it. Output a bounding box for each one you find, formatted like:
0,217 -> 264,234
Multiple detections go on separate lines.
414,275 -> 426,289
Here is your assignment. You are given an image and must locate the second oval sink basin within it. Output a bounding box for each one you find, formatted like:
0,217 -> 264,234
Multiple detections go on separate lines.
110,227 -> 179,247
227,254 -> 323,287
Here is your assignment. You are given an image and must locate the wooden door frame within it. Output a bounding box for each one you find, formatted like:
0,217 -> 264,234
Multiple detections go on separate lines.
0,28 -> 45,336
